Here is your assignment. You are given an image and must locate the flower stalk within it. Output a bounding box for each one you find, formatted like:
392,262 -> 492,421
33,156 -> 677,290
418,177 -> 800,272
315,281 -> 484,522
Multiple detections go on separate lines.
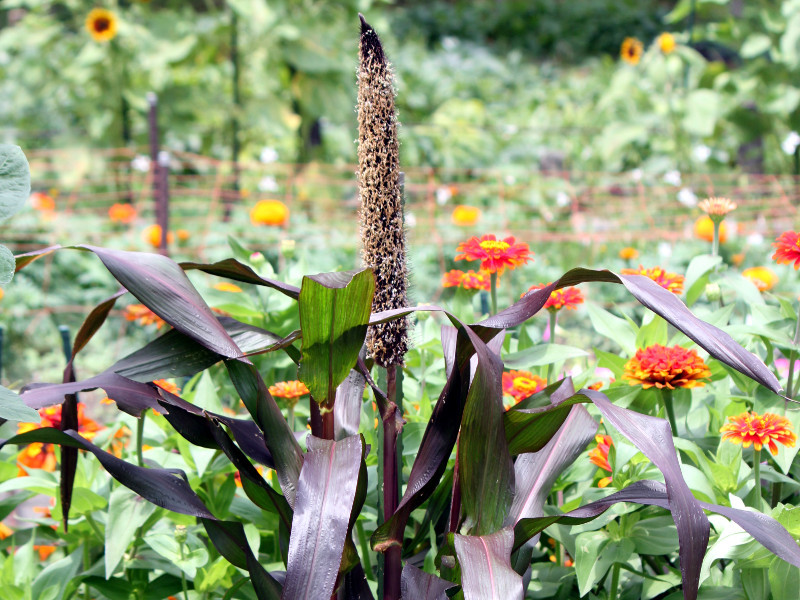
661,387 -> 678,436
750,448 -> 762,508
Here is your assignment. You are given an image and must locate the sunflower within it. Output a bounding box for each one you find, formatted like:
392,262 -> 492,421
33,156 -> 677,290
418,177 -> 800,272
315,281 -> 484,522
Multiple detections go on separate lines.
620,37 -> 644,65
85,8 -> 118,43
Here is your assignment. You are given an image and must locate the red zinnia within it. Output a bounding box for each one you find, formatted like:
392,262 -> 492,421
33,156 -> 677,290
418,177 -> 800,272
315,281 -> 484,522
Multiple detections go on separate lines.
623,344 -> 710,390
124,304 -> 166,329
524,283 -> 584,311
502,370 -> 547,404
720,411 -> 796,456
620,266 -> 684,295
442,269 -> 491,291
772,231 -> 800,270
455,234 -> 533,274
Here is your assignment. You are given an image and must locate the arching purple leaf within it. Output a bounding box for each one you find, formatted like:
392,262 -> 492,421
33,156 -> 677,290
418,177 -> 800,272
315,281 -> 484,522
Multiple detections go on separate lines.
180,257 -> 300,299
0,428 -> 214,518
400,564 -> 455,600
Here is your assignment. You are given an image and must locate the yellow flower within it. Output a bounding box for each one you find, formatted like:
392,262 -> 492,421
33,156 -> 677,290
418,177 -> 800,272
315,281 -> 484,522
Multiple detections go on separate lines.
451,205 -> 481,226
142,224 -> 174,247
694,216 -> 727,243
0,288 -> 4,302
742,266 -> 778,291
214,282 -> 243,293
85,8 -> 118,43
620,37 -> 644,65
250,200 -> 289,226
657,32 -> 676,54
619,247 -> 639,260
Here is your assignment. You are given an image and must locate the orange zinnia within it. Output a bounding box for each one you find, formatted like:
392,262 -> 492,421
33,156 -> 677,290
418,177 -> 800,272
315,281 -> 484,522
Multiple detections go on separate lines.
524,283 -> 584,311
124,304 -> 166,329
742,266 -> 778,292
250,200 -> 289,226
455,234 -> 533,274
17,403 -> 103,474
619,247 -> 639,260
620,37 -> 643,65
441,269 -> 490,291
30,192 -> 55,212
213,282 -> 243,293
153,379 -> 181,395
620,265 -> 684,295
142,224 -> 174,247
720,412 -> 796,456
268,380 -> 310,399
451,205 -> 481,226
588,434 -> 613,480
772,231 -> 800,269
502,370 -> 546,404
108,203 -> 137,224
623,344 -> 710,390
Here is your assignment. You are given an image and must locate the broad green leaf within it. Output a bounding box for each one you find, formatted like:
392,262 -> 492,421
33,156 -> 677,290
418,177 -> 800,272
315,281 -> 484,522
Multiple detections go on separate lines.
0,145 -> 30,222
0,245 -> 14,286
145,530 -> 209,578
684,254 -> 722,306
769,557 -> 800,600
30,551 -> 81,600
636,314 -> 668,349
575,530 -> 634,596
586,303 -> 637,355
0,385 -> 40,423
105,487 -> 157,578
503,343 -> 588,368
298,270 -> 375,404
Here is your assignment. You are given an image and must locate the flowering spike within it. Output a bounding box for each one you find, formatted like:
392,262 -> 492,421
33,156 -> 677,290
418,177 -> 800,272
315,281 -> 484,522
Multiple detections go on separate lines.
357,14 -> 409,367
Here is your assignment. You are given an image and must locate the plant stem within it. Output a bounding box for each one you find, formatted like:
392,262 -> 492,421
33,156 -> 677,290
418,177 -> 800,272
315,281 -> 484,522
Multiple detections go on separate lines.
546,310 -> 557,384
321,401 -> 335,440
490,271 -> 498,315
750,448 -> 762,508
712,220 -> 720,257
287,401 -> 295,433
136,412 -> 145,467
771,481 -> 783,508
83,542 -> 91,600
356,520 -> 374,579
382,365 -> 401,600
609,562 -> 621,600
661,388 -> 678,436
448,434 -> 462,533
309,396 -> 323,437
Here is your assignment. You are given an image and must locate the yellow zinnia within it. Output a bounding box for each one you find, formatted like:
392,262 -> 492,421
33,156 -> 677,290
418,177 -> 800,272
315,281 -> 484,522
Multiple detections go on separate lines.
657,32 -> 676,54
250,200 -> 289,227
742,266 -> 778,292
85,8 -> 118,43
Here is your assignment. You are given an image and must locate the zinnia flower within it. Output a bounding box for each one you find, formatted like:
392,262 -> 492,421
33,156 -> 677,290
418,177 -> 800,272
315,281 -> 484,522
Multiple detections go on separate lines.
0,522 -> 13,540
620,37 -> 644,65
772,231 -> 800,269
657,32 -> 676,54
620,266 -> 684,295
17,404 -> 102,474
455,234 -> 533,274
108,203 -> 137,224
250,200 -> 289,226
742,266 -> 778,291
451,205 -> 481,226
623,344 -> 711,390
85,8 -> 118,43
213,282 -> 243,293
502,370 -> 546,404
268,380 -> 310,400
588,433 -> 613,488
124,303 -> 166,328
524,283 -> 584,311
35,545 -> 57,560
694,216 -> 728,243
153,379 -> 181,395
720,411 -> 796,456
177,229 -> 191,242
698,197 -> 737,218
30,192 -> 55,212
142,224 -> 174,247
619,247 -> 639,260
441,269 -> 490,291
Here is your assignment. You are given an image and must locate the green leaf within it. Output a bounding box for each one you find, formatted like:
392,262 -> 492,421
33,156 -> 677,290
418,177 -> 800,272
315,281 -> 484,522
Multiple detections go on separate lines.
769,555 -> 800,600
575,530 -> 634,596
0,245 -> 14,286
503,343 -> 588,369
636,314 -> 668,349
0,145 -> 30,222
298,270 -> 375,404
30,551 -> 81,600
105,487 -> 157,578
682,89 -> 721,137
684,254 -> 722,306
145,530 -> 209,578
0,385 -> 40,423
586,303 -> 637,355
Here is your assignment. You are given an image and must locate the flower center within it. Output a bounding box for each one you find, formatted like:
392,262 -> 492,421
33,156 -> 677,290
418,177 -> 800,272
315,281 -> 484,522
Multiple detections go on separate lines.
94,17 -> 111,33
512,376 -> 539,395
479,240 -> 510,254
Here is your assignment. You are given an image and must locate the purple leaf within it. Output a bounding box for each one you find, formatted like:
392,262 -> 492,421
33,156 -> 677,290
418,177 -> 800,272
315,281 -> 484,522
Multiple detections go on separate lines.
180,257 -> 300,299
453,529 -> 523,600
582,388 -> 709,600
505,405 -> 597,527
400,564 -> 455,600
81,245 -> 243,359
13,245 -> 60,271
282,435 -> 364,600
0,428 -> 215,518
334,367 -> 367,440
71,289 -> 127,360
